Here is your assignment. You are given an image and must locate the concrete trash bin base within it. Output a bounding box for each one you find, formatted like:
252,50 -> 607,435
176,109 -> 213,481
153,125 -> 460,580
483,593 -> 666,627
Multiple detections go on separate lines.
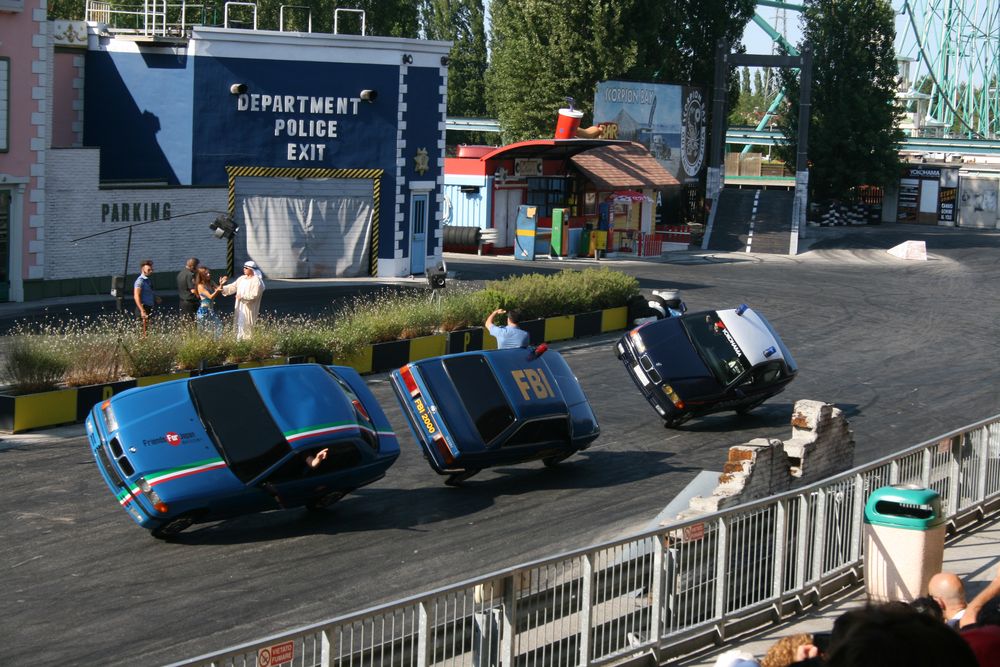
864,522 -> 945,602
863,485 -> 946,603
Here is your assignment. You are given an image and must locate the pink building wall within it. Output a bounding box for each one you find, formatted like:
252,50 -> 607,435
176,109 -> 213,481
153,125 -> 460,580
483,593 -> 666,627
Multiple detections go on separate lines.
0,0 -> 46,300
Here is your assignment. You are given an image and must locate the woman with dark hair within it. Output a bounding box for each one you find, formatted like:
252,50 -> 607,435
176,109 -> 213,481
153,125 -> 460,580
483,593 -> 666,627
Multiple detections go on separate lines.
195,267 -> 227,336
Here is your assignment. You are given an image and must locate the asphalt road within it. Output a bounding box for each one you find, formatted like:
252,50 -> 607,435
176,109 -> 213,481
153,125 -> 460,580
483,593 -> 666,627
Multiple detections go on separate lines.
4,224 -> 1000,666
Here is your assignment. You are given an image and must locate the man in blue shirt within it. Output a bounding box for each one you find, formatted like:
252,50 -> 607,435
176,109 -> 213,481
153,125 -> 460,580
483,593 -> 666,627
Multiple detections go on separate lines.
486,308 -> 530,349
132,259 -> 160,321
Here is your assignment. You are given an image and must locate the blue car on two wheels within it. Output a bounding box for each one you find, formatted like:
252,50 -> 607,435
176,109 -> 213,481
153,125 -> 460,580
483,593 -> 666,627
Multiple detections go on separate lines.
86,363 -> 399,538
390,347 -> 600,486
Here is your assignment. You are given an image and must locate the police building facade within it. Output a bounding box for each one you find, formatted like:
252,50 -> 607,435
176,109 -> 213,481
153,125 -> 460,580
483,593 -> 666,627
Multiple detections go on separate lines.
0,1 -> 449,301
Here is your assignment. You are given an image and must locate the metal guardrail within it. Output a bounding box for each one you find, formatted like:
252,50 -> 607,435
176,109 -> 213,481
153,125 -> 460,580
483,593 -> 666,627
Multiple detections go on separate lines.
168,415 -> 1000,667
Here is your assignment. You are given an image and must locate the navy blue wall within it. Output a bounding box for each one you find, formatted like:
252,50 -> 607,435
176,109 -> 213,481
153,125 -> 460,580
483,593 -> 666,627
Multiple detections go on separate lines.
191,58 -> 400,184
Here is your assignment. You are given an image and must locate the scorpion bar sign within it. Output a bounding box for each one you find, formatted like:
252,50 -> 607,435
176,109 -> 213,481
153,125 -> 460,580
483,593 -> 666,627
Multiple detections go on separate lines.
258,640 -> 294,666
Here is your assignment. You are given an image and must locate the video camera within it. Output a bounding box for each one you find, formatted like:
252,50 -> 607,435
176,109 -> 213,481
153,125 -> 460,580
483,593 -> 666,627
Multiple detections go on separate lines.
425,261 -> 447,290
209,214 -> 239,240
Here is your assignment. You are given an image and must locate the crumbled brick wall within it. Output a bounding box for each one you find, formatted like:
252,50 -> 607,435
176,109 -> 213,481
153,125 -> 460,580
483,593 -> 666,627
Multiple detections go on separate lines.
679,400 -> 855,518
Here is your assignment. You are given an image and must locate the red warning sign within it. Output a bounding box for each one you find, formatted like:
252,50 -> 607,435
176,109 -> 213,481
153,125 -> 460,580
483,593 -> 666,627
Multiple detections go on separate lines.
258,641 -> 294,666
165,432 -> 182,446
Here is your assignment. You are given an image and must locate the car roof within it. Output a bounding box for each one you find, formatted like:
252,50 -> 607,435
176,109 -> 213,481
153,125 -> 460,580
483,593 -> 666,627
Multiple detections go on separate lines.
188,366 -> 359,480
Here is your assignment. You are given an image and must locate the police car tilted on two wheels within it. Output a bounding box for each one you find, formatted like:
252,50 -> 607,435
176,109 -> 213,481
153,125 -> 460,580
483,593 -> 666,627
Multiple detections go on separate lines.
87,290 -> 795,537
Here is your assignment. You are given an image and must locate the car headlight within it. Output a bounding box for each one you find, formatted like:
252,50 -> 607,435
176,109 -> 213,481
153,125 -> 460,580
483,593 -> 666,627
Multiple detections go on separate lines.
137,477 -> 169,513
630,330 -> 647,354
101,400 -> 119,433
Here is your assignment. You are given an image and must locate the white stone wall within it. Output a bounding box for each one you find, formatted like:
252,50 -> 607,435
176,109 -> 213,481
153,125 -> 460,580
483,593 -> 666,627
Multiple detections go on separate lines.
680,400 -> 856,517
46,148 -> 228,279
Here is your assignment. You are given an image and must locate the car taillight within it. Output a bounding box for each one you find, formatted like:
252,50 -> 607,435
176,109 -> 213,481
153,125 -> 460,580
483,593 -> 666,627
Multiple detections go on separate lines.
662,384 -> 685,409
101,399 -> 119,433
352,399 -> 371,423
433,434 -> 455,465
400,365 -> 419,396
138,477 -> 169,513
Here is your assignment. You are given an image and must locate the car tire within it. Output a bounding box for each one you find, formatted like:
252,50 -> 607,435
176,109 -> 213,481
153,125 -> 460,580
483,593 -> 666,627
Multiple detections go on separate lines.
543,452 -> 573,467
444,469 -> 480,486
306,490 -> 346,511
151,512 -> 198,539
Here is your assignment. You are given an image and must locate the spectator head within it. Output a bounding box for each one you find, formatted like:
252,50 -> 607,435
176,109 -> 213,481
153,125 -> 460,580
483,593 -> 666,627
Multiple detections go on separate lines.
711,648 -> 759,667
825,603 -> 977,667
196,267 -> 212,286
910,596 -> 945,622
761,633 -> 814,667
139,259 -> 153,274
186,257 -> 199,270
928,572 -> 966,610
506,309 -> 521,325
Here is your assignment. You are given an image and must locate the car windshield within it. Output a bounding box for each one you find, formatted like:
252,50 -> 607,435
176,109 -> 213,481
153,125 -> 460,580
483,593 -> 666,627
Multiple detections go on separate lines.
680,312 -> 749,386
443,355 -> 515,445
188,372 -> 291,484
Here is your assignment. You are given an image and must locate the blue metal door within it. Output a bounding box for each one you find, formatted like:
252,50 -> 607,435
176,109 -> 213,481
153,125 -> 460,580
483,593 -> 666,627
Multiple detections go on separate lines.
409,193 -> 428,274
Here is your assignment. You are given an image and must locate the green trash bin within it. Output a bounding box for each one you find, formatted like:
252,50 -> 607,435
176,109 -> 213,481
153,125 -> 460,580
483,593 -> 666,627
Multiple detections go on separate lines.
863,484 -> 946,602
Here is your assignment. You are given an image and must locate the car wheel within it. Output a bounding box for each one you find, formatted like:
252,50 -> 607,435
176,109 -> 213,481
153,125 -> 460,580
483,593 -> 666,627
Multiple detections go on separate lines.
151,512 -> 198,539
444,469 -> 480,486
543,452 -> 573,467
306,490 -> 346,511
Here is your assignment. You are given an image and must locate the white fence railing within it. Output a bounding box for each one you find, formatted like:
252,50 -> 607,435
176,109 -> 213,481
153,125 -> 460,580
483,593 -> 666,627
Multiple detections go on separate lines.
167,416 -> 1000,667
85,0 -> 208,37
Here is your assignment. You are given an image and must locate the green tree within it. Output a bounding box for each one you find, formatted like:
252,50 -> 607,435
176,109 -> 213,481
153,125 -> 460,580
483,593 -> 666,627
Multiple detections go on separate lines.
420,1 -> 487,118
487,0 -> 754,142
486,0 -> 637,142
776,0 -> 903,202
48,0 -> 84,19
422,0 -> 492,149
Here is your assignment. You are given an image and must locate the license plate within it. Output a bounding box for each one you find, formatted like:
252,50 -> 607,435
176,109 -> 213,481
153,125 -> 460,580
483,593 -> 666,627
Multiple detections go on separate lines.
632,364 -> 650,386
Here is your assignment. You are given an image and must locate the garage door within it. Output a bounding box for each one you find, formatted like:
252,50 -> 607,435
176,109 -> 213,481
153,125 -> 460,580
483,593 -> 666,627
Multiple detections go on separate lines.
234,177 -> 373,278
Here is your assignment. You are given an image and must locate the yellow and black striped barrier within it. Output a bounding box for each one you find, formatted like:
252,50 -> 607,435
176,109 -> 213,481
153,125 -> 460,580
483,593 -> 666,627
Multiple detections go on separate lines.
0,307 -> 627,433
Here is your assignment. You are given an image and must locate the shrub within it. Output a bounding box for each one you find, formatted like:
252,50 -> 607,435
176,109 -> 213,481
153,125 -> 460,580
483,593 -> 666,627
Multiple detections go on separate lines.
120,332 -> 178,378
1,336 -> 71,393
175,331 -> 229,369
63,338 -> 123,386
438,287 -> 496,331
226,324 -> 278,363
0,268 -> 639,391
273,316 -> 336,362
